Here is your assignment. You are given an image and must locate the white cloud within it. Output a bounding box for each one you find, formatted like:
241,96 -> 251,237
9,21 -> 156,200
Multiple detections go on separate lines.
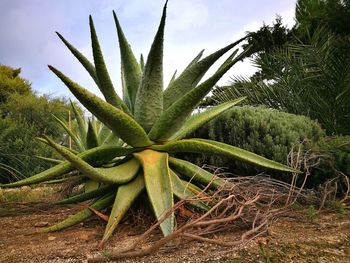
226,6 -> 296,80
1,0 -> 297,100
167,0 -> 209,32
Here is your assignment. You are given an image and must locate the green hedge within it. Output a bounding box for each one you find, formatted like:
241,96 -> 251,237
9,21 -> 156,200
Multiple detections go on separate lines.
181,106 -> 324,177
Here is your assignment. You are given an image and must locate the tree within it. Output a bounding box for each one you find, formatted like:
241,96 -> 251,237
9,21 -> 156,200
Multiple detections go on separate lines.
0,65 -> 73,183
203,0 -> 350,135
295,0 -> 350,38
0,65 -> 31,104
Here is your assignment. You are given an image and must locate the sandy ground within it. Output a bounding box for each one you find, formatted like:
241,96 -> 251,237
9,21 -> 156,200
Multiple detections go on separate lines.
0,201 -> 349,263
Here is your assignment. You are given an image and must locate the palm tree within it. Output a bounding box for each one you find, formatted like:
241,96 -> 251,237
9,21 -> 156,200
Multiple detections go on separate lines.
207,27 -> 350,135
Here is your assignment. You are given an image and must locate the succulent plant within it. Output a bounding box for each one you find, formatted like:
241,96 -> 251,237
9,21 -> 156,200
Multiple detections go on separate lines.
2,2 -> 296,244
42,102 -> 122,191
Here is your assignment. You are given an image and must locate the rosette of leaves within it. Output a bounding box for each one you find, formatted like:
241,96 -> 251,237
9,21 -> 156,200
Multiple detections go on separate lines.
1,2 -> 296,244
52,102 -> 121,153
37,102 -> 122,191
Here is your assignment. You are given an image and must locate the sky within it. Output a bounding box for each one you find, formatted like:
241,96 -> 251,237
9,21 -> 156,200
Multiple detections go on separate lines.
0,0 -> 296,100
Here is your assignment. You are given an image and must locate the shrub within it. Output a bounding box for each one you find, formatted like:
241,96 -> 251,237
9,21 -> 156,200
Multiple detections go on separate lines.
306,136 -> 350,188
182,106 -> 324,177
0,65 -> 73,183
0,117 -> 58,183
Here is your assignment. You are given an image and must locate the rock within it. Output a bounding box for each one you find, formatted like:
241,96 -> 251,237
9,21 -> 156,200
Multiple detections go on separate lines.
48,236 -> 56,241
80,233 -> 89,241
35,222 -> 49,227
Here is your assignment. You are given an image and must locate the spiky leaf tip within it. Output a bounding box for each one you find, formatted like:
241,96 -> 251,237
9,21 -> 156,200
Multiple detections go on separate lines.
134,1 -> 168,131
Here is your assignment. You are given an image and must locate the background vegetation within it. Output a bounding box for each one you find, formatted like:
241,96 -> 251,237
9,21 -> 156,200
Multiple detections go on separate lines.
1,0 -> 349,187
202,0 -> 350,135
180,106 -> 324,179
0,65 -> 71,183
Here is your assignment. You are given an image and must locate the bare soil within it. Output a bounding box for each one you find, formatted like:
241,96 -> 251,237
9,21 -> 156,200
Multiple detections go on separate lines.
0,202 -> 349,263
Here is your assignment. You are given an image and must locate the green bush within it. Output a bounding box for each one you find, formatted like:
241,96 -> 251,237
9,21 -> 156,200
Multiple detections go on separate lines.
0,117 -> 59,183
307,136 -> 350,188
181,106 -> 324,177
0,65 -> 73,183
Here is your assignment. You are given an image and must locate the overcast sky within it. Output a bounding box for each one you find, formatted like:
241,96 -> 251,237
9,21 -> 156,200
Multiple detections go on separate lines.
0,0 -> 296,99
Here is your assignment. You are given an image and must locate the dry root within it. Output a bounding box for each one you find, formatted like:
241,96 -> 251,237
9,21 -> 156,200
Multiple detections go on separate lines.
87,171 -> 313,262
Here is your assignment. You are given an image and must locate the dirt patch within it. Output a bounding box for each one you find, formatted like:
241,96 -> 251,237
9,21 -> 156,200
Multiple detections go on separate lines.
0,202 -> 349,263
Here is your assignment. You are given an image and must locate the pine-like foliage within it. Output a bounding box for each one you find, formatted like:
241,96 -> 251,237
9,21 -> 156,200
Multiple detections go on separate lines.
206,27 -> 350,135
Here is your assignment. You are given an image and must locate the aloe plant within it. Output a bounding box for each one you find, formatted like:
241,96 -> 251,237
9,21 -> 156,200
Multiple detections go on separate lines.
1,2 -> 297,244
49,102 -> 122,191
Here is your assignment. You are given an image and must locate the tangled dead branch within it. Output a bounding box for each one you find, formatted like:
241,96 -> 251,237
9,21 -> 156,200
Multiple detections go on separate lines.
88,141 -> 349,262
87,170 -> 310,262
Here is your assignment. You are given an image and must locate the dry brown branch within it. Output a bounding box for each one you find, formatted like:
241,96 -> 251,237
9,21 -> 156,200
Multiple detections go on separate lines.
87,173 -> 308,262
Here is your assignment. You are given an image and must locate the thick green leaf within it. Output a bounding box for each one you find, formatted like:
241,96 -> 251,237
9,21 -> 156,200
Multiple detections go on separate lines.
52,114 -> 85,151
56,32 -> 99,85
49,66 -> 153,147
85,179 -> 100,193
89,16 -> 130,113
97,124 -> 113,145
1,143 -> 136,188
70,101 -> 88,143
134,149 -> 174,236
170,98 -> 246,140
155,139 -> 298,173
166,70 -> 177,89
37,137 -> 79,154
170,169 -> 209,211
163,37 -> 246,109
184,49 -> 205,70
103,132 -> 121,146
140,54 -> 145,72
45,136 -> 140,184
86,119 -> 99,149
44,175 -> 84,185
134,2 -> 167,132
94,158 -> 141,182
169,157 -> 224,188
43,193 -> 115,232
102,174 -> 145,244
1,161 -> 72,188
165,50 -> 204,90
216,49 -> 238,72
35,156 -> 63,164
113,11 -> 142,114
149,50 -> 248,141
56,185 -> 114,205
181,179 -> 207,196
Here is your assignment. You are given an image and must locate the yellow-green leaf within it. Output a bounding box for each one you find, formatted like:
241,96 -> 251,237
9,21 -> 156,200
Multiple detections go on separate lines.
43,193 -> 115,232
169,157 -> 225,188
154,139 -> 298,173
133,149 -> 174,236
45,137 -> 141,184
102,174 -> 145,244
170,169 -> 209,211
2,144 -> 130,188
86,119 -> 99,149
